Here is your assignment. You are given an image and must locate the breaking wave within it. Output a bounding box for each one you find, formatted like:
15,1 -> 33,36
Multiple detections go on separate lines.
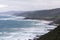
0,14 -> 57,40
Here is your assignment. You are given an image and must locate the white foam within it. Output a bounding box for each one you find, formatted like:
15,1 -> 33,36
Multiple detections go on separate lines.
0,24 -> 56,40
0,15 -> 26,20
0,14 -> 57,40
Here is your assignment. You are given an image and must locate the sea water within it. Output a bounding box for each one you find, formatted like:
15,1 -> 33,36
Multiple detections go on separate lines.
0,14 -> 57,40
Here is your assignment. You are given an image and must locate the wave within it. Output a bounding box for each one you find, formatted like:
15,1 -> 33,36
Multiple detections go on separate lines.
0,25 -> 56,40
0,23 -> 57,40
0,14 -> 57,40
0,15 -> 26,20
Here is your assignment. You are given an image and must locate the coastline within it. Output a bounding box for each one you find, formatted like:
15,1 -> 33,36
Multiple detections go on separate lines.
25,18 -> 59,40
25,18 -> 59,26
35,25 -> 60,40
27,19 -> 60,40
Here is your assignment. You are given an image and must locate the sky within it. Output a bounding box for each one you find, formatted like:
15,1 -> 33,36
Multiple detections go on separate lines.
0,0 -> 60,12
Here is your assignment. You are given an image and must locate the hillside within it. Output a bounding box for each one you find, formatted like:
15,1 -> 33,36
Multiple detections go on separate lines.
14,8 -> 60,21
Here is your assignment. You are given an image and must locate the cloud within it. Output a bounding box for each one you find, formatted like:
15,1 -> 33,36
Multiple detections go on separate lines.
0,4 -> 8,8
0,0 -> 60,11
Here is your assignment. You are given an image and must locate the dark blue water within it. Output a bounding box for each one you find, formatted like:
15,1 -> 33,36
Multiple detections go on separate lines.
0,20 -> 33,28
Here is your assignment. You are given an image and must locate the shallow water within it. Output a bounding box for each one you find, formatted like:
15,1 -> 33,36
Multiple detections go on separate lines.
0,15 -> 57,40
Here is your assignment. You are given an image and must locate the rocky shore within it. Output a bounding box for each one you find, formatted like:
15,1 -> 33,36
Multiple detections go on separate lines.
33,25 -> 60,40
33,19 -> 60,40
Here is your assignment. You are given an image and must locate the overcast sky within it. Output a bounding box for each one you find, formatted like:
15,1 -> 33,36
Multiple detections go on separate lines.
0,0 -> 60,12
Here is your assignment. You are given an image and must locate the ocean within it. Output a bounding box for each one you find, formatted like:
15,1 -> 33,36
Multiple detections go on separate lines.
0,14 -> 57,40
